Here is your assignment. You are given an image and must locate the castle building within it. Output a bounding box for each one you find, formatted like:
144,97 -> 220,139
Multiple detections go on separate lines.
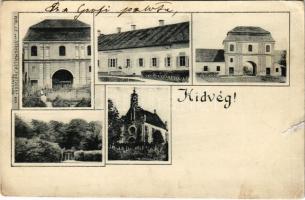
120,89 -> 168,144
196,26 -> 286,76
98,20 -> 189,76
23,19 -> 91,89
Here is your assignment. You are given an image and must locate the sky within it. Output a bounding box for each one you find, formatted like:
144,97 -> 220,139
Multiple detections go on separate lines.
95,13 -> 190,35
19,12 -> 93,41
107,86 -> 170,124
15,110 -> 103,124
193,12 -> 289,50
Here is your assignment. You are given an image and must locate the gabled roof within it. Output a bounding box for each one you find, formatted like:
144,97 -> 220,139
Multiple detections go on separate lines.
123,107 -> 167,130
24,19 -> 90,41
224,26 -> 275,42
196,49 -> 224,62
98,21 -> 189,51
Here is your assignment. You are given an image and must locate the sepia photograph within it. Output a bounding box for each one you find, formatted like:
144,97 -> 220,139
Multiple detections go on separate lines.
12,110 -> 104,166
95,13 -> 191,84
193,12 -> 289,84
19,13 -> 94,108
106,86 -> 171,164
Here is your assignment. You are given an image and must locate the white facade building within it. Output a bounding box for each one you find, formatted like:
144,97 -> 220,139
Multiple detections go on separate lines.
23,19 -> 91,89
98,21 -> 190,76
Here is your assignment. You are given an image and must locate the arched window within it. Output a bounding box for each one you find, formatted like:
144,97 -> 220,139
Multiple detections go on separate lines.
229,44 -> 234,52
266,45 -> 271,52
31,46 -> 37,56
59,46 -> 66,56
87,45 -> 91,56
248,44 -> 253,52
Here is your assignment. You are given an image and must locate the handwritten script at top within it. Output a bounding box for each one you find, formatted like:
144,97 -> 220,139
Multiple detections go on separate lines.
45,1 -> 177,20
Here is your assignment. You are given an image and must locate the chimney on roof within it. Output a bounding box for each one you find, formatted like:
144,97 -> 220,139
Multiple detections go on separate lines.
159,20 -> 165,26
165,121 -> 167,129
131,24 -> 136,31
97,30 -> 101,36
117,27 -> 122,33
154,109 -> 156,114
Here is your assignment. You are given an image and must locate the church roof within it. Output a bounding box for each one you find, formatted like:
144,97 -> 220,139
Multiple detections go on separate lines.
23,19 -> 90,41
123,107 -> 167,130
224,26 -> 275,42
196,49 -> 224,62
98,21 -> 189,51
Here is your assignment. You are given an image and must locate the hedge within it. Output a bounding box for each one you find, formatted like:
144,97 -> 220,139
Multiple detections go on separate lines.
74,150 -> 102,161
141,70 -> 189,82
15,138 -> 62,163
196,72 -> 219,78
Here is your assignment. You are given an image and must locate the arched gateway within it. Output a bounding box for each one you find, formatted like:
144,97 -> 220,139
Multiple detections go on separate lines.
243,61 -> 257,76
52,69 -> 73,89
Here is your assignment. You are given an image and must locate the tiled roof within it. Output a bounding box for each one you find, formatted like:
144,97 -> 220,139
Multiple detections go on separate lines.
98,22 -> 189,51
123,107 -> 167,130
23,19 -> 90,41
196,49 -> 224,62
224,26 -> 275,42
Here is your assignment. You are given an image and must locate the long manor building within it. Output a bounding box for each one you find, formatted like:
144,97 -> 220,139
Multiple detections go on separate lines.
23,19 -> 92,89
97,20 -> 190,76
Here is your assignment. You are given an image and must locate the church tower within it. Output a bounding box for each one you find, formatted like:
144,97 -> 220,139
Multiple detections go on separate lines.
130,88 -> 138,109
130,88 -> 138,121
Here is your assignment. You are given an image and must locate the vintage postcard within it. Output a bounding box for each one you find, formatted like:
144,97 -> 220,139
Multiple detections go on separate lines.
0,0 -> 304,198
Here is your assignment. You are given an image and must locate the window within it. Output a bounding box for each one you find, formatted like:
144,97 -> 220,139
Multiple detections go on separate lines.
138,58 -> 144,67
229,67 -> 234,75
98,60 -> 100,67
89,66 -> 91,72
216,66 -> 221,71
31,66 -> 37,72
248,44 -> 253,52
152,58 -> 158,67
126,59 -> 131,67
179,56 -> 186,67
87,45 -> 91,56
30,80 -> 38,87
59,46 -> 66,56
31,46 -> 37,56
276,68 -> 279,72
266,68 -> 271,75
203,66 -> 208,71
266,45 -> 271,52
108,58 -> 117,67
165,57 -> 171,67
230,58 -> 234,63
229,44 -> 234,52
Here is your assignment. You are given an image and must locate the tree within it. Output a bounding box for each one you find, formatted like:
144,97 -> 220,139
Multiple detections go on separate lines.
31,119 -> 49,139
79,121 -> 102,150
15,115 -> 33,138
47,120 -> 66,145
280,50 -> 287,67
62,119 -> 89,149
108,99 -> 123,145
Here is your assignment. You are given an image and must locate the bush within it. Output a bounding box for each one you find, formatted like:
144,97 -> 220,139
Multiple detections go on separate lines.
141,70 -> 189,82
196,72 -> 219,78
22,96 -> 47,107
15,138 -> 62,163
52,96 -> 71,107
74,150 -> 102,161
75,98 -> 91,107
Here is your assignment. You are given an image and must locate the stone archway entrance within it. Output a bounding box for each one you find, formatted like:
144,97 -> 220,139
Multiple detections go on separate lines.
52,69 -> 73,89
243,61 -> 257,76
